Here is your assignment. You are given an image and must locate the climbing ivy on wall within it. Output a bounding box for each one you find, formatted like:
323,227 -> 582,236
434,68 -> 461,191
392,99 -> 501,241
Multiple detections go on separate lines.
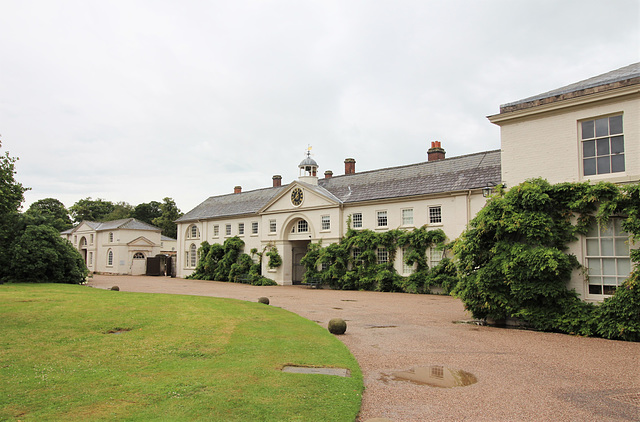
453,178 -> 640,341
187,237 -> 276,286
301,225 -> 453,293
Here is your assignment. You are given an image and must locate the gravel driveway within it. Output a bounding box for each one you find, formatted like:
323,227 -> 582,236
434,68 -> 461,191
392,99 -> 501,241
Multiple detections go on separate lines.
88,274 -> 640,422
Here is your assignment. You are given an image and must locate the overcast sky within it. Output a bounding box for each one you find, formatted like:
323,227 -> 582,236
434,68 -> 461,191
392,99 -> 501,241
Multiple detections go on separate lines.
1,0 -> 638,214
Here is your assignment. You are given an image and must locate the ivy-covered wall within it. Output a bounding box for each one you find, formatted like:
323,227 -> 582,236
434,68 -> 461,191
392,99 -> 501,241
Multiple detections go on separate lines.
300,225 -> 456,294
453,179 -> 640,341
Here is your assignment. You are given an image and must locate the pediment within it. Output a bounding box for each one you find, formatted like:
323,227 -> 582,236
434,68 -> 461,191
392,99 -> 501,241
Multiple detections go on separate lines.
127,236 -> 157,247
260,181 -> 341,214
73,221 -> 98,233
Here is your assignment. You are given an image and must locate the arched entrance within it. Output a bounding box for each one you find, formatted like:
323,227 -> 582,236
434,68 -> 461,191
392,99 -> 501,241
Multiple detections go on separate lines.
286,217 -> 313,284
79,237 -> 88,263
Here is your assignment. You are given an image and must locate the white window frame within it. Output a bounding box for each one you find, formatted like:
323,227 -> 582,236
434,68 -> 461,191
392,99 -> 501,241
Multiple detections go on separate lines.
377,247 -> 388,264
402,247 -> 414,275
252,221 -> 259,235
213,225 -> 219,237
189,224 -> 199,239
109,232 -> 114,243
225,224 -> 232,236
321,215 -> 330,231
429,248 -> 443,268
377,211 -> 388,228
402,208 -> 414,226
585,218 -> 632,297
292,219 -> 309,233
580,115 -> 625,177
238,223 -> 244,236
352,212 -> 363,228
429,206 -> 442,224
189,243 -> 197,268
269,219 -> 277,234
107,249 -> 114,266
88,251 -> 93,266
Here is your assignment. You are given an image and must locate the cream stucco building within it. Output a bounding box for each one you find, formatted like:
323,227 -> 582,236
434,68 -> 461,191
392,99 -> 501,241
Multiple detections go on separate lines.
62,218 -> 170,275
176,145 -> 500,284
489,62 -> 639,301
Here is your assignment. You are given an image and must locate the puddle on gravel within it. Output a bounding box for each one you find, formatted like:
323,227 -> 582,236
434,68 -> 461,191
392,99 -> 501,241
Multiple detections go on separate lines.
381,366 -> 477,388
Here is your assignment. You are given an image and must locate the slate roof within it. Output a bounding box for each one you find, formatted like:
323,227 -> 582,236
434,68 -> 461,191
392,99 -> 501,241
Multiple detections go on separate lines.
499,62 -> 640,113
177,186 -> 288,222
318,150 -> 501,203
66,218 -> 161,233
177,150 -> 501,222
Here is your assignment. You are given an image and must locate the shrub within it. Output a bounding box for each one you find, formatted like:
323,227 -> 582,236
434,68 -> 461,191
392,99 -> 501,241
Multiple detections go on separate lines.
9,225 -> 88,284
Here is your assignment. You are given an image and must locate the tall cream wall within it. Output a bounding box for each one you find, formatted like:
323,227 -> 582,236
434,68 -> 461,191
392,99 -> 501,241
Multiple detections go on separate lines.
499,92 -> 639,188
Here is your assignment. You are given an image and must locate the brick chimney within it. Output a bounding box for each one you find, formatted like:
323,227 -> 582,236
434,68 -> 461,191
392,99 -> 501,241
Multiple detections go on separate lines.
324,170 -> 333,179
344,158 -> 356,174
427,141 -> 446,161
272,175 -> 282,187
234,185 -> 242,194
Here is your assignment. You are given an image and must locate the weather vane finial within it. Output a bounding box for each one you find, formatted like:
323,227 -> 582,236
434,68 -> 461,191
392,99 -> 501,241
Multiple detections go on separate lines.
306,144 -> 312,158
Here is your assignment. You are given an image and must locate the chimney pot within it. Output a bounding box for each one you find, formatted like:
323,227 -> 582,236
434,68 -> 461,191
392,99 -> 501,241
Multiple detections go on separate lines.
234,185 -> 242,194
427,141 -> 446,162
324,170 -> 333,179
344,158 -> 356,175
272,175 -> 282,187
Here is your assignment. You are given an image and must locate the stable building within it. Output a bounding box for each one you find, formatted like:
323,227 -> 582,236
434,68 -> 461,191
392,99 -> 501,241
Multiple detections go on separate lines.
176,144 -> 501,284
62,218 -> 173,275
489,62 -> 639,301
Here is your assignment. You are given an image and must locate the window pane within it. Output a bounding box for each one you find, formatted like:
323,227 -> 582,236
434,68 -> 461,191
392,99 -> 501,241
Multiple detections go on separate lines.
597,156 -> 610,174
596,138 -> 610,155
586,239 -> 599,255
603,285 -> 617,295
583,158 -> 596,175
600,223 -> 613,237
610,136 -> 624,153
600,239 -> 614,256
581,120 -> 595,139
582,140 -> 595,157
615,238 -> 629,256
603,277 -> 617,286
602,258 -> 615,275
609,115 -> 623,135
589,284 -> 602,295
588,258 -> 601,275
613,219 -> 628,236
611,154 -> 625,173
617,259 -> 631,277
595,118 -> 609,137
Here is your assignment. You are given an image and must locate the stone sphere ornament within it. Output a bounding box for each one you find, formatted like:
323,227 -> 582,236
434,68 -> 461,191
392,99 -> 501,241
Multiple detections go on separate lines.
111,286 -> 120,291
258,297 -> 270,305
328,318 -> 347,335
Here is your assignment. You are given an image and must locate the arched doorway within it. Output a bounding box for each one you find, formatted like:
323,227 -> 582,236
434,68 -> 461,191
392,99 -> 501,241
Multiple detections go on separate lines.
286,217 -> 313,284
79,237 -> 88,263
131,252 -> 146,275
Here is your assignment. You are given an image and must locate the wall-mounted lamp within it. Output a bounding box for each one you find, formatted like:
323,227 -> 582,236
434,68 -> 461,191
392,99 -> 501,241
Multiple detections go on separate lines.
482,182 -> 505,198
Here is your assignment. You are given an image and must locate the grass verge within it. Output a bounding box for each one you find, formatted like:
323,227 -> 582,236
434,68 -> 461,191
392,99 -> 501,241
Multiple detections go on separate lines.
0,283 -> 363,421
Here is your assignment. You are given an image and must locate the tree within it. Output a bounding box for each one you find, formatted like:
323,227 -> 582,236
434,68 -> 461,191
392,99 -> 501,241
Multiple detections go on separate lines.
0,141 -> 29,280
69,197 -> 115,223
24,198 -> 73,232
9,225 -> 88,284
131,201 -> 162,226
104,201 -> 134,221
152,197 -> 182,239
0,141 -> 28,216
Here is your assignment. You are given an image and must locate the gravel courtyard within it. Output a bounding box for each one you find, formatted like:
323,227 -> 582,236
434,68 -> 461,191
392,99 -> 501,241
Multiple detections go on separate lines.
89,274 -> 640,422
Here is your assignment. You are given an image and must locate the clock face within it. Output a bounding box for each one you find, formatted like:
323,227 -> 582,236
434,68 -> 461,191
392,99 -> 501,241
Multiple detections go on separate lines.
291,187 -> 303,206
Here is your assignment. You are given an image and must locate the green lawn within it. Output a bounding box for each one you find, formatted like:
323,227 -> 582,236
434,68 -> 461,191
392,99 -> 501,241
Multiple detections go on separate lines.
0,284 -> 363,421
